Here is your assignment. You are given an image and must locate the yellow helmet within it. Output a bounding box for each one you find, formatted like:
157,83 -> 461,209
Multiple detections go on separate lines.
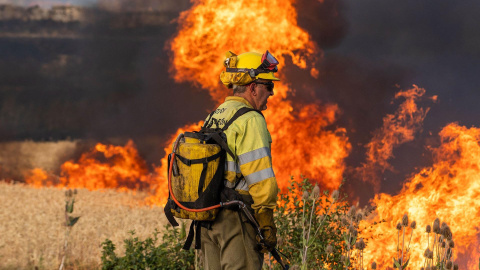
220,50 -> 280,87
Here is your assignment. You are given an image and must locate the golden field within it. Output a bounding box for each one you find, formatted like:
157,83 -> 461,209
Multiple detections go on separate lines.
0,182 -> 167,269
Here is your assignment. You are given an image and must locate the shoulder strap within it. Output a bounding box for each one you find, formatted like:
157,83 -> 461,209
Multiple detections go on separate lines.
201,107 -> 263,159
221,107 -> 263,131
202,110 -> 216,129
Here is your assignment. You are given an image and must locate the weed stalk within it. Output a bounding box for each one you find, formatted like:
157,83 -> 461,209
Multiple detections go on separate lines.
59,189 -> 80,270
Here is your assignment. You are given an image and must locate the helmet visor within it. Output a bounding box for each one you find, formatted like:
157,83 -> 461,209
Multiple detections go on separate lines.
260,50 -> 279,71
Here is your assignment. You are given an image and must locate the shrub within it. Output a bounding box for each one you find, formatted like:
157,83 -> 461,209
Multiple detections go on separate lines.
101,222 -> 195,270
273,177 -> 373,270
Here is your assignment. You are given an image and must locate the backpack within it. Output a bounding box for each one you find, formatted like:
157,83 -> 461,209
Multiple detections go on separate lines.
164,107 -> 262,249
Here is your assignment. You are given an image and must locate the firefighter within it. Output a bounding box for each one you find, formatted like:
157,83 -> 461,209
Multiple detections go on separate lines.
200,51 -> 280,270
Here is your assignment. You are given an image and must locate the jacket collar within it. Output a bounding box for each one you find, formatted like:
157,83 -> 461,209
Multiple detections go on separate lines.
225,96 -> 254,108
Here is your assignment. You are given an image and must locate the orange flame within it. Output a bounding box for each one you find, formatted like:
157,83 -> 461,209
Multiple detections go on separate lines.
165,0 -> 351,191
356,85 -> 435,192
58,140 -> 151,191
25,140 -> 153,193
169,0 -> 319,101
21,1 -> 480,265
24,168 -> 55,187
362,123 -> 480,268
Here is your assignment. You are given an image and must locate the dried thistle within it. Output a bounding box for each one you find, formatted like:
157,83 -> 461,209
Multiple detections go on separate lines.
428,250 -> 433,259
446,260 -> 453,269
302,191 -> 309,200
424,248 -> 431,258
410,220 -> 417,229
402,213 -> 409,227
440,222 -> 448,236
355,238 -> 365,250
356,212 -> 363,222
396,222 -> 402,231
453,264 -> 458,270
348,205 -> 357,217
331,190 -> 339,202
433,218 -> 440,233
444,225 -> 452,240
441,241 -> 446,248
426,224 -> 432,233
371,261 -> 377,269
311,184 -> 320,200
349,224 -> 358,238
448,240 -> 454,248
341,217 -> 349,226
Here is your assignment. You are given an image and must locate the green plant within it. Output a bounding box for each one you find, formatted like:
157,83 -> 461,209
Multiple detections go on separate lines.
59,189 -> 80,270
273,177 -> 371,269
101,222 -> 196,270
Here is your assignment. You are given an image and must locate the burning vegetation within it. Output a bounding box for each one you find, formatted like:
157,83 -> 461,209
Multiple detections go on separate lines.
5,0 -> 479,268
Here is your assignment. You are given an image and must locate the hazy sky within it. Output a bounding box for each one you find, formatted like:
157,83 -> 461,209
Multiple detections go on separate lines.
0,0 -> 97,7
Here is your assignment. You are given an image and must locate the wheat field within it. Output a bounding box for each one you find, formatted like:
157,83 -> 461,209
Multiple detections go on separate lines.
0,182 -> 167,269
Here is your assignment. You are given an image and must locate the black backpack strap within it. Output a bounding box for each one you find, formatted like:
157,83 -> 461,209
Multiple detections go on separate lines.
175,151 -> 222,166
183,221 -> 203,250
203,110 -> 216,129
204,107 -> 263,160
210,132 -> 235,159
175,151 -> 223,196
163,200 -> 179,227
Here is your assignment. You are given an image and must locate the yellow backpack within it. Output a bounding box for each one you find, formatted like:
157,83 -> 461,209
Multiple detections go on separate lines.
164,107 -> 262,249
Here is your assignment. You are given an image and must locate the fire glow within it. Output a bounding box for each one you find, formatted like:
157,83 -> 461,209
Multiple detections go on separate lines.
23,0 -> 479,267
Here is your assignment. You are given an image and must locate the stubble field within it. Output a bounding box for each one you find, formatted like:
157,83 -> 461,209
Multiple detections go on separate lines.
0,182 -> 167,269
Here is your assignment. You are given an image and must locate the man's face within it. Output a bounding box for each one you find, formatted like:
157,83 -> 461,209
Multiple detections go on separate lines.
253,80 -> 274,111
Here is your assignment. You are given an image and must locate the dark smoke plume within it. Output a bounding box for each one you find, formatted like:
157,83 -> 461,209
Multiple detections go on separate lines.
0,2 -> 216,166
1,0 -> 480,207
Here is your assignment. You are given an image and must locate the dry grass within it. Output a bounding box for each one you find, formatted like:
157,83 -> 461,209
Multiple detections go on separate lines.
0,181 -> 167,270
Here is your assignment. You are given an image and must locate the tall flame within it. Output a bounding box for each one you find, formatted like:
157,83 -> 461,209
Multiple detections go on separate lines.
362,123 -> 480,268
166,0 -> 351,192
20,1 -> 480,266
170,0 -> 319,100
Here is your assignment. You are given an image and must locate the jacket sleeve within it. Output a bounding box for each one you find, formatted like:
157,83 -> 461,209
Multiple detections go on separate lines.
236,114 -> 278,214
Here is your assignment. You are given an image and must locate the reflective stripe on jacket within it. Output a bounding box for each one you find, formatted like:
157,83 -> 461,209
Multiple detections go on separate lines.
205,96 -> 278,214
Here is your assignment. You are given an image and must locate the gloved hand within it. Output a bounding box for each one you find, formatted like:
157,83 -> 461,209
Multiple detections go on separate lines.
254,209 -> 277,253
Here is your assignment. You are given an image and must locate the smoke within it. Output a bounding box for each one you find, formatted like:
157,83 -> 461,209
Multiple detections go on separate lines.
285,0 -> 480,202
0,140 -> 77,180
294,0 -> 348,49
1,0 -> 480,198
0,2 -> 212,166
96,0 -> 190,12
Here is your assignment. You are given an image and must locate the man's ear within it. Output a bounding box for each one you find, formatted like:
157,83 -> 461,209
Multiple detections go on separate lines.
249,83 -> 257,96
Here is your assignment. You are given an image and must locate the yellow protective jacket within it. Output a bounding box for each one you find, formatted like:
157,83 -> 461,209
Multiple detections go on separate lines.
206,96 -> 278,214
